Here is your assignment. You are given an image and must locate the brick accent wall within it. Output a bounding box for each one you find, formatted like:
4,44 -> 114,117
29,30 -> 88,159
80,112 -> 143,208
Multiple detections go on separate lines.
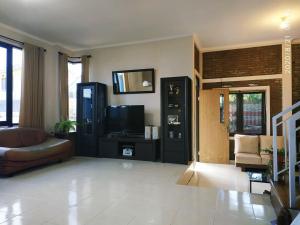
203,79 -> 282,135
203,45 -> 282,79
292,44 -> 300,104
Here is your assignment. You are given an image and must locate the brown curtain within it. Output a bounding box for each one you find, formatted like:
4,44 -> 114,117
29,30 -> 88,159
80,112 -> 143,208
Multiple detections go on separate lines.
58,53 -> 69,121
81,55 -> 89,82
19,43 -> 45,129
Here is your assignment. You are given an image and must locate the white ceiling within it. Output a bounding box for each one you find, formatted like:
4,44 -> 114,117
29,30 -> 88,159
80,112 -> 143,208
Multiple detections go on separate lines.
0,0 -> 299,50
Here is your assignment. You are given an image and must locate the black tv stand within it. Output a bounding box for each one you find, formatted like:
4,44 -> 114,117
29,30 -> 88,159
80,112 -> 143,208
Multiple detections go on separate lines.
99,136 -> 160,161
107,132 -> 144,139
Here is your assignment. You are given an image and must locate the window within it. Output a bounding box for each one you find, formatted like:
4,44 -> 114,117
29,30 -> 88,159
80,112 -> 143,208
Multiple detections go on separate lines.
0,46 -> 7,123
0,42 -> 23,126
68,62 -> 82,121
220,94 -> 224,123
12,48 -> 22,124
229,92 -> 266,135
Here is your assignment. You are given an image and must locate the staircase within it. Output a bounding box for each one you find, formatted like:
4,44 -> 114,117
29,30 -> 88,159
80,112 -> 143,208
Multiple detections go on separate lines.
272,101 -> 300,215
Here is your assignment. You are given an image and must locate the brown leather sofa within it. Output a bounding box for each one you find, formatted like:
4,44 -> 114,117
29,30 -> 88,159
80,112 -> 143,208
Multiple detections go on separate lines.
0,128 -> 73,176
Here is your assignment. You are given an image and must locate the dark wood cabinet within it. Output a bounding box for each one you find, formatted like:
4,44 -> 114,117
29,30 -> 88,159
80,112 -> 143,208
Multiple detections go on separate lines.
99,139 -> 118,158
65,132 -> 77,155
99,137 -> 160,161
76,82 -> 107,157
161,76 -> 192,164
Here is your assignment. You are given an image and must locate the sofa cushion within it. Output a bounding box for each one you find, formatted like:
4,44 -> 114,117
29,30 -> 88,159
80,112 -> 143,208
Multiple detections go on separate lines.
234,134 -> 259,154
0,128 -> 22,148
18,128 -> 47,147
260,135 -> 284,154
0,138 -> 72,162
0,128 -> 47,148
235,153 -> 262,165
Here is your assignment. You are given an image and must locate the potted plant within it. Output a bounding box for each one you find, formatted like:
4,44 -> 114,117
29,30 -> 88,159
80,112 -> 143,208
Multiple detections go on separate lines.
261,147 -> 285,164
54,120 -> 77,138
262,147 -> 286,179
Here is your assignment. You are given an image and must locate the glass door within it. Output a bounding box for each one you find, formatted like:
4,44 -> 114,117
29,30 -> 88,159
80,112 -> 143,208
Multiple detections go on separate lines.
82,86 -> 94,134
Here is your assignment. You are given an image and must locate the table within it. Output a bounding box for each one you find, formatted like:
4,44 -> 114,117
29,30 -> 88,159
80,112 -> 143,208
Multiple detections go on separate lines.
247,171 -> 270,193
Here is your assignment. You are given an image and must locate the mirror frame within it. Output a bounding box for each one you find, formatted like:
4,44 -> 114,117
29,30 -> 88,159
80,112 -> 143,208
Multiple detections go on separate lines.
112,68 -> 155,94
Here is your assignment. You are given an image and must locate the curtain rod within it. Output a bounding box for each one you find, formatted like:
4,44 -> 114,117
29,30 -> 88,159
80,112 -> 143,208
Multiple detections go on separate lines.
58,52 -> 91,58
0,34 -> 47,52
0,34 -> 24,45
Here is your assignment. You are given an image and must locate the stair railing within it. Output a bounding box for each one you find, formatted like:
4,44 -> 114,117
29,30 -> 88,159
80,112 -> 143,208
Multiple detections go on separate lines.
273,101 -> 300,183
272,101 -> 300,208
286,110 -> 300,208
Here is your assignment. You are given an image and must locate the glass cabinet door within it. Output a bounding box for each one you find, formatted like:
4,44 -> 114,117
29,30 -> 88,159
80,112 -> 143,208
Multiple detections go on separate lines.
82,86 -> 94,134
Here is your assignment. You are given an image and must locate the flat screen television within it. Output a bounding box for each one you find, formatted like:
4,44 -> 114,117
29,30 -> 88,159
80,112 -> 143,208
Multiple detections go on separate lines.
106,105 -> 145,135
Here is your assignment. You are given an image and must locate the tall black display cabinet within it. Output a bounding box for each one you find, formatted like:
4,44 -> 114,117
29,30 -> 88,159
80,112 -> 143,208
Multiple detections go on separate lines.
161,76 -> 192,164
77,82 -> 107,157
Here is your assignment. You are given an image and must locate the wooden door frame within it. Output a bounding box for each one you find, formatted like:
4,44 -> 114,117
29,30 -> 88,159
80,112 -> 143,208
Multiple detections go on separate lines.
192,38 -> 201,162
195,76 -> 200,161
192,70 -> 201,162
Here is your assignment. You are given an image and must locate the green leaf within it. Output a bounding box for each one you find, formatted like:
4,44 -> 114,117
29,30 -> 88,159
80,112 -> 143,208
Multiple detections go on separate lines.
54,119 -> 77,135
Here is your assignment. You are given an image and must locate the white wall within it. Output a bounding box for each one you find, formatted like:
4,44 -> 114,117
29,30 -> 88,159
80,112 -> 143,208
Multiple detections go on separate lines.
84,36 -> 193,126
0,23 -> 193,129
0,23 -> 72,131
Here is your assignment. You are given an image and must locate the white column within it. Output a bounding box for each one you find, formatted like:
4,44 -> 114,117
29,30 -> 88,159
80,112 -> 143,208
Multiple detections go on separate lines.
282,37 -> 292,116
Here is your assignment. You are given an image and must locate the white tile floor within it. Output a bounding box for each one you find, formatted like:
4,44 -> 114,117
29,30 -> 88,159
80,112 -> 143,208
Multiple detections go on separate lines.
0,158 -> 276,225
189,163 -> 250,192
188,162 -> 271,194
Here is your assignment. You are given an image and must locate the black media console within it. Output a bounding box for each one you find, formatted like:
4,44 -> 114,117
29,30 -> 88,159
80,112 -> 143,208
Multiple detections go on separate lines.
99,136 -> 160,161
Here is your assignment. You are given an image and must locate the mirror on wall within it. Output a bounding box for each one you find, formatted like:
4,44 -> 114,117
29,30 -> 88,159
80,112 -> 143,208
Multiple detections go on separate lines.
112,68 -> 155,94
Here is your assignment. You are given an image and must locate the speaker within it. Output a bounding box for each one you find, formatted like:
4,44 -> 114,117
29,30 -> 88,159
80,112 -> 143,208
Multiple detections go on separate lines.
145,126 -> 152,139
152,126 -> 159,140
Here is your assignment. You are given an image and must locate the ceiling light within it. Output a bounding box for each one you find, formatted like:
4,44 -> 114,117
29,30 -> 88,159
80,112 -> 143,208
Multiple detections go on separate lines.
143,80 -> 152,87
280,16 -> 290,30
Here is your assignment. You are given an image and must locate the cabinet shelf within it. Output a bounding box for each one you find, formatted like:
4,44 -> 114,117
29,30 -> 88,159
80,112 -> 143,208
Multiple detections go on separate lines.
168,123 -> 181,126
161,76 -> 192,165
167,138 -> 184,142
